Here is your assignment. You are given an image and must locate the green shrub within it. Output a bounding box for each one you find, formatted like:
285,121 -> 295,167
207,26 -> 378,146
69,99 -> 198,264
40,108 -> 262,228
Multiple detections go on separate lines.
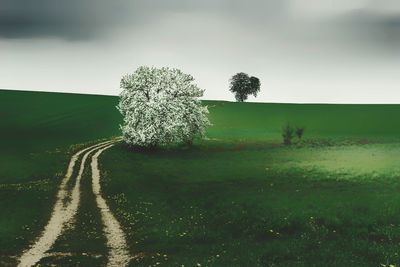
282,124 -> 294,145
295,126 -> 305,140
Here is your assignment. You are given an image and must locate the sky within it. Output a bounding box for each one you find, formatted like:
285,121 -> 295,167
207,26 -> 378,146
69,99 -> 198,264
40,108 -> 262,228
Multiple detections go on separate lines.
0,0 -> 399,103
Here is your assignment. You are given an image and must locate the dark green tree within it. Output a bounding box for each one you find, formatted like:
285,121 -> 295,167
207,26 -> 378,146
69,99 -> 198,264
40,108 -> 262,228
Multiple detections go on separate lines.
249,76 -> 261,97
229,73 -> 261,102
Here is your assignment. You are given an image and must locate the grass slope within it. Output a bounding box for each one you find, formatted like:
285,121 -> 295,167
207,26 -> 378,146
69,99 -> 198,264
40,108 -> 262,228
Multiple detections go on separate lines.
0,89 -> 120,264
205,100 -> 400,141
2,89 -> 400,266
103,143 -> 400,267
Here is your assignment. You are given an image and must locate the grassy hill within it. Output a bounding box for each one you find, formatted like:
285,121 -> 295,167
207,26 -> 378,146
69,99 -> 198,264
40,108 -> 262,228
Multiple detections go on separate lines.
3,90 -> 400,157
205,100 -> 400,141
0,90 -> 120,264
2,89 -> 400,266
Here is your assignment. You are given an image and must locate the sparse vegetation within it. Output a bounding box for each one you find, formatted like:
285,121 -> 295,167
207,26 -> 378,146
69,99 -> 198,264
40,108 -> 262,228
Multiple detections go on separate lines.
282,123 -> 295,145
295,126 -> 305,140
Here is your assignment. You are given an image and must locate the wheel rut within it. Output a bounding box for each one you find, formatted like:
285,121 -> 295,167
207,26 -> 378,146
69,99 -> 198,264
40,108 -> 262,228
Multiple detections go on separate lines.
17,140 -> 131,267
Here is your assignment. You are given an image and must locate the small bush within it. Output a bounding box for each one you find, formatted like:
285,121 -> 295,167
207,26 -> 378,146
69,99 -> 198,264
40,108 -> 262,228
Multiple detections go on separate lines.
282,124 -> 295,145
295,126 -> 305,140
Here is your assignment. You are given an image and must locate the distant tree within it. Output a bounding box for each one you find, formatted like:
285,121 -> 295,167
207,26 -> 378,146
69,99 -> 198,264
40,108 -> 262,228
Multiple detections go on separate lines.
229,73 -> 261,102
117,66 -> 211,147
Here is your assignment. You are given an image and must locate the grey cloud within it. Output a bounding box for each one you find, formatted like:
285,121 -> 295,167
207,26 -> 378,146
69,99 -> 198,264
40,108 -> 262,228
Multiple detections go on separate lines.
289,8 -> 400,55
333,10 -> 400,49
0,0 -> 132,39
1,0 -> 400,103
0,0 -> 289,40
0,0 -> 399,53
0,13 -> 89,39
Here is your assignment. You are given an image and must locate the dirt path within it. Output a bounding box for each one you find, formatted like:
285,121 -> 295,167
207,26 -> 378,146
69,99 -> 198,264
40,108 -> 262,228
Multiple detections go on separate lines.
91,144 -> 131,267
18,140 -> 115,267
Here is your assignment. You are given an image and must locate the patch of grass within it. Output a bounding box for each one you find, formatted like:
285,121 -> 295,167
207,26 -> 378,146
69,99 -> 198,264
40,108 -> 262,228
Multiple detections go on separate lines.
204,100 -> 400,141
0,90 -> 120,261
102,142 -> 400,266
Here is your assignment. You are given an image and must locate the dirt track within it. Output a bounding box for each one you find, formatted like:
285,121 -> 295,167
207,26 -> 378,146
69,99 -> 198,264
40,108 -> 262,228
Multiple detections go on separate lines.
91,145 -> 130,267
17,140 -> 130,267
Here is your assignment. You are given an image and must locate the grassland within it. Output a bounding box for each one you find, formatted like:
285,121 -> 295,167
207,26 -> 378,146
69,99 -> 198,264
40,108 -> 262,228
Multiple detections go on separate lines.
2,89 -> 400,266
0,90 -> 120,265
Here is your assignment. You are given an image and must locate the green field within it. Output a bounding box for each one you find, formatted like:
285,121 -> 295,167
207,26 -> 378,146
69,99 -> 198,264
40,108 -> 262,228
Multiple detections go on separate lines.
2,89 -> 400,266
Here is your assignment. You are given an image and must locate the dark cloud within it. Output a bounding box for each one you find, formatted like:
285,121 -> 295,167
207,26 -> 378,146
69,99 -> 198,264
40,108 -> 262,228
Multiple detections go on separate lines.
0,0 -> 399,53
0,13 -> 88,39
1,0 -> 400,102
0,0 -> 131,39
0,0 -> 289,40
334,10 -> 400,49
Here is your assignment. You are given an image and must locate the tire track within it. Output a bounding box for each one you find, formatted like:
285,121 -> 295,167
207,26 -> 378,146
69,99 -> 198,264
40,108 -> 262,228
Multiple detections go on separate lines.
18,140 -> 114,267
91,144 -> 131,267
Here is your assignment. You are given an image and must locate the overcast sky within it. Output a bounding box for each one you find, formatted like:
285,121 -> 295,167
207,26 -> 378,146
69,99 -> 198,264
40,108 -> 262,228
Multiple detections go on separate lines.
0,0 -> 399,103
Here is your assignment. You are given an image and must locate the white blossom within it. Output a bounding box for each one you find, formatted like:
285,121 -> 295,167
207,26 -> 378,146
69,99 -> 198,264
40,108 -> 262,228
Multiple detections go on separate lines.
117,66 -> 211,147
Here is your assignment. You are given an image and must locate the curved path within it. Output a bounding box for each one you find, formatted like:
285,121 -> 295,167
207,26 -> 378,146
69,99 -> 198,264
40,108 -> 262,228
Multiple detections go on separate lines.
18,140 -> 130,267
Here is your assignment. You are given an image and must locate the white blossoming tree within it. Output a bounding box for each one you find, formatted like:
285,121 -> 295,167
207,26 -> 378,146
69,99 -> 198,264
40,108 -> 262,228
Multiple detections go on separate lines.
117,66 -> 211,147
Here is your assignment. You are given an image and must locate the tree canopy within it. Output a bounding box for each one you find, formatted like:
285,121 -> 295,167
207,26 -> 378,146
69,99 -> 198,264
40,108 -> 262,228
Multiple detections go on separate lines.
229,73 -> 261,102
117,66 -> 211,147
